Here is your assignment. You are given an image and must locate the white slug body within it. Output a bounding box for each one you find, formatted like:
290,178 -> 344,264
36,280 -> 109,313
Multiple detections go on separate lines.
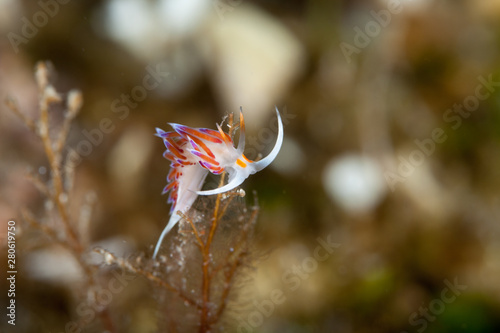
152,108 -> 283,258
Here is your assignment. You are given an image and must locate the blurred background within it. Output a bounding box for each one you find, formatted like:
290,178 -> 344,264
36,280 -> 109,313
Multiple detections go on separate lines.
2,0 -> 500,332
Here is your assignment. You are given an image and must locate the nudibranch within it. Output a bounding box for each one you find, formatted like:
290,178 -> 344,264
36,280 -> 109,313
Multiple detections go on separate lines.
152,108 -> 283,258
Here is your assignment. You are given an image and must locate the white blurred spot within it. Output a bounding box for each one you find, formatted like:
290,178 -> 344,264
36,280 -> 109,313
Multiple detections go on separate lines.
323,154 -> 386,213
24,247 -> 83,283
158,0 -> 211,35
208,5 -> 305,128
271,136 -> 305,175
98,0 -> 211,60
107,126 -> 154,202
102,0 -> 157,51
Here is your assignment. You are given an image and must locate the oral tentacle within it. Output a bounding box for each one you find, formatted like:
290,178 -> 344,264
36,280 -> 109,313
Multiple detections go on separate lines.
252,108 -> 283,172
